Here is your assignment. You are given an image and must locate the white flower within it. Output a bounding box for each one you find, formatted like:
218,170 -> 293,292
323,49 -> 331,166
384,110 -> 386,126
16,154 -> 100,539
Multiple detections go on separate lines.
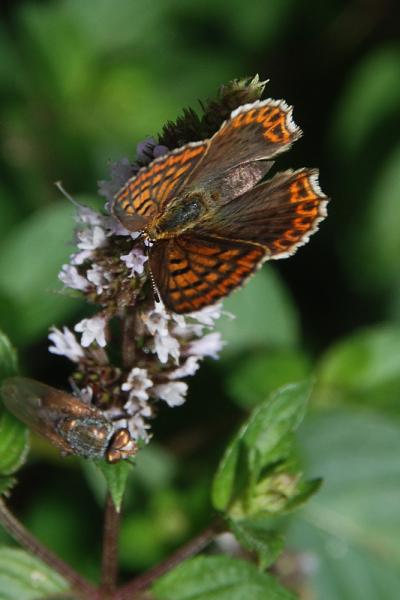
48,327 -> 84,362
152,332 -> 180,364
75,316 -> 107,348
86,264 -> 112,294
190,304 -> 223,327
142,305 -> 170,336
59,265 -> 89,291
153,381 -> 188,407
121,367 -> 153,402
120,247 -> 148,276
77,226 -> 107,251
186,332 -> 224,359
169,356 -> 201,379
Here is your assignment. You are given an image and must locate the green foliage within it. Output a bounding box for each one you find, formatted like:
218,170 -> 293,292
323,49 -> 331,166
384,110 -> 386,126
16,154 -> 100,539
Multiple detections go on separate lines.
218,268 -> 299,357
0,204 -> 80,343
0,331 -> 29,493
315,325 -> 400,413
212,381 -> 313,514
0,0 -> 399,597
0,547 -> 69,599
288,409 -> 400,600
152,555 -> 295,600
94,459 -> 133,512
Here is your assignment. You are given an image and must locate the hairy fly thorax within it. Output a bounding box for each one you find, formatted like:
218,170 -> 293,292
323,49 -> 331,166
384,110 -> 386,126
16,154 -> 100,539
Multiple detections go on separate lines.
146,189 -> 212,240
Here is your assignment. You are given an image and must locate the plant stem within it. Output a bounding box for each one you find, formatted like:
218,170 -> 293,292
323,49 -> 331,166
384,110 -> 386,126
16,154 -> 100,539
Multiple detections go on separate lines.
100,494 -> 121,596
115,517 -> 224,599
0,498 -> 97,598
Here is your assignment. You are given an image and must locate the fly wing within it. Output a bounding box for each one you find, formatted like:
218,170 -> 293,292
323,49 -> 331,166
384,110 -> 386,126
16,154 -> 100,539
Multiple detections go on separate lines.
0,377 -> 107,456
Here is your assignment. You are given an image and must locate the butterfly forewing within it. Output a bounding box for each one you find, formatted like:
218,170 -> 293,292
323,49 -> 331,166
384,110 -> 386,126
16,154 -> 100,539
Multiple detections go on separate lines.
150,234 -> 266,313
199,169 -> 328,258
112,142 -> 208,231
185,99 -> 301,191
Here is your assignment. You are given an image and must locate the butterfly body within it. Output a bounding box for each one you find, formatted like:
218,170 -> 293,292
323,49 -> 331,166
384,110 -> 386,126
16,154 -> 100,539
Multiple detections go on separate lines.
146,189 -> 210,240
112,99 -> 328,313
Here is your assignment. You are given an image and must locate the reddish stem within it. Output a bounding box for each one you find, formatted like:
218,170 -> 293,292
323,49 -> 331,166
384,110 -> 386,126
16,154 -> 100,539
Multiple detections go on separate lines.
0,498 -> 97,598
100,494 -> 121,596
115,518 -> 223,600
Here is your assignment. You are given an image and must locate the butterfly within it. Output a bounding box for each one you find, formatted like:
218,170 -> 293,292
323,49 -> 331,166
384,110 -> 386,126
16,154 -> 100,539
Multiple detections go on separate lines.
111,98 -> 328,314
1,377 -> 137,463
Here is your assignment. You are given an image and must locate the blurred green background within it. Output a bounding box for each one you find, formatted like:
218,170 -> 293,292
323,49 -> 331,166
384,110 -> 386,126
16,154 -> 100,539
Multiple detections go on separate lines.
0,0 -> 400,597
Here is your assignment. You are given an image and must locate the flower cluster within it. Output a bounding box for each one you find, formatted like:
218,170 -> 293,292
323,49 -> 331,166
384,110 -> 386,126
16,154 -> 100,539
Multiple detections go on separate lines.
49,76 -> 266,451
51,190 -> 225,443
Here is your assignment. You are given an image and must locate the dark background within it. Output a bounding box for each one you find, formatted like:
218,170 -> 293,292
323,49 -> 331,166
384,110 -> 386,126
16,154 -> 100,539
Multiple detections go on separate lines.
0,1 -> 400,597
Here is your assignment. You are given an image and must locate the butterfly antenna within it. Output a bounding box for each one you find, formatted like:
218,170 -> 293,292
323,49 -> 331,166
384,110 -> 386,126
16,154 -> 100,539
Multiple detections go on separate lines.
144,240 -> 160,304
54,180 -> 83,209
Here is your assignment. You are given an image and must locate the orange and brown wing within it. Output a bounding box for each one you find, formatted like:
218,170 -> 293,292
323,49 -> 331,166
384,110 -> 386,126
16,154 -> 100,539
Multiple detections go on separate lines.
199,169 -> 328,258
112,142 -> 208,232
150,235 -> 266,313
186,99 -> 302,193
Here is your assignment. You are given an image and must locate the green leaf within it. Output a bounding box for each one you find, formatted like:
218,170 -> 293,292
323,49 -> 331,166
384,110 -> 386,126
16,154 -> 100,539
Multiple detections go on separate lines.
218,267 -> 299,357
230,518 -> 284,569
0,203 -> 81,343
94,459 -> 133,512
227,349 -> 311,408
212,381 -> 313,512
0,547 -> 69,599
0,332 -> 17,381
331,45 -> 400,159
288,409 -> 400,600
348,144 -> 400,291
0,331 -> 29,481
316,324 -> 400,413
152,555 -> 295,600
0,409 -> 29,477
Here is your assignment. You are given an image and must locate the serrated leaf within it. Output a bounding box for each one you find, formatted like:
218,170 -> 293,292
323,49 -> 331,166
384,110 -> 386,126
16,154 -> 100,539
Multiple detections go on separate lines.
218,268 -> 299,356
230,518 -> 284,569
0,546 -> 69,599
0,332 -> 17,381
212,381 -> 313,512
94,459 -> 133,512
152,555 -> 295,600
289,409 -> 400,600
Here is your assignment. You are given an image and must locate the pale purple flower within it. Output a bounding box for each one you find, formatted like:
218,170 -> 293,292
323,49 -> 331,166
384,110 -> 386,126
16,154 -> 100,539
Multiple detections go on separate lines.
153,382 -> 188,407
122,367 -> 153,402
98,157 -> 136,209
186,332 -> 224,359
48,327 -> 84,362
77,226 -> 107,251
169,356 -> 201,379
86,264 -> 112,294
75,316 -> 107,348
59,264 -> 89,291
120,247 -> 148,276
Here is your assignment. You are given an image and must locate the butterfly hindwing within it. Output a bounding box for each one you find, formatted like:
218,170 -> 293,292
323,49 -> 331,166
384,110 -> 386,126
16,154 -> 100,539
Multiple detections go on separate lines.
150,234 -> 266,313
112,142 -> 208,231
199,169 -> 328,258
